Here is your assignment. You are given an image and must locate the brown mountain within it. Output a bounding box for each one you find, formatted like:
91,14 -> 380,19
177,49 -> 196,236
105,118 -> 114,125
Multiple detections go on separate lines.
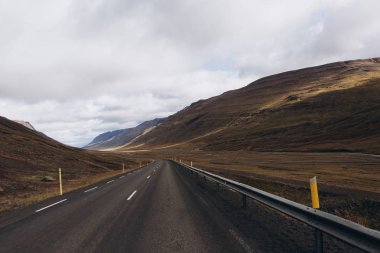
122,58 -> 380,153
0,116 -> 134,211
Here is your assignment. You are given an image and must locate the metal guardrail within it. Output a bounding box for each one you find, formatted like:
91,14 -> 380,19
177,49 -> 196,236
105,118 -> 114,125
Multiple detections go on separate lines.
173,160 -> 380,253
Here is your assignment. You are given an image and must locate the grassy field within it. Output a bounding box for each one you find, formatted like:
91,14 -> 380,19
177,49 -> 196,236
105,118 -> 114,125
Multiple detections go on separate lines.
0,154 -> 151,213
1,169 -> 124,212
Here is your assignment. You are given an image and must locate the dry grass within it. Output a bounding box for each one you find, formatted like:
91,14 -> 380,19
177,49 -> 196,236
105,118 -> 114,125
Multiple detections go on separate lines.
0,166 -> 140,213
127,149 -> 380,193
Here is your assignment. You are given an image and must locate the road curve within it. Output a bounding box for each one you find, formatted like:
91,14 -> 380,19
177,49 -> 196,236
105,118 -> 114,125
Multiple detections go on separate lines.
0,160 -> 254,253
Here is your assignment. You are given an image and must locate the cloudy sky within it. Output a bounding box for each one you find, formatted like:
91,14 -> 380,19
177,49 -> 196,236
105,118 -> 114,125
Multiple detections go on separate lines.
1,0 -> 380,147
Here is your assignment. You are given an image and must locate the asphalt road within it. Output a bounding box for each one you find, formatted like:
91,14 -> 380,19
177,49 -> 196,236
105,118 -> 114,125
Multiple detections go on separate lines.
0,160 -> 255,253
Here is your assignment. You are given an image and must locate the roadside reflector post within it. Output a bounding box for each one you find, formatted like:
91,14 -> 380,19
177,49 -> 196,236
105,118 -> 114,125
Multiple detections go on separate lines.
58,168 -> 63,196
123,163 -> 125,173
139,161 -> 142,167
190,161 -> 193,167
242,194 -> 247,208
310,176 -> 320,209
180,159 -> 182,163
310,176 -> 322,252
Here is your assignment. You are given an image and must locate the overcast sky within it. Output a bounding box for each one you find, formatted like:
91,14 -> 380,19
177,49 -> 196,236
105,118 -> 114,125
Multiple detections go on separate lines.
1,0 -> 380,147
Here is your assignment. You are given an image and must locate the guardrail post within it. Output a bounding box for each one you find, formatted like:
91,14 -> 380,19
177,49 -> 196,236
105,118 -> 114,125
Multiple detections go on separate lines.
176,160 -> 380,252
242,194 -> 247,208
315,229 -> 323,253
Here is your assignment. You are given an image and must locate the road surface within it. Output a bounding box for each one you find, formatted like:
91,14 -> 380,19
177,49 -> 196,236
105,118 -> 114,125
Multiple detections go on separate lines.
0,160 -> 255,253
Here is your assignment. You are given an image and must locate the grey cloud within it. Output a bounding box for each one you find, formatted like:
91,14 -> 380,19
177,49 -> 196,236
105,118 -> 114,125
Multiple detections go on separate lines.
0,0 -> 380,146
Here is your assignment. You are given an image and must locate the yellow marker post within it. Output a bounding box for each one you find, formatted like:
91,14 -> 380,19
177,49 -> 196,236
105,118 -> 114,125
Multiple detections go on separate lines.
191,161 -> 193,167
59,168 -> 63,196
123,163 -> 125,173
180,159 -> 182,163
310,176 -> 320,209
139,161 -> 142,167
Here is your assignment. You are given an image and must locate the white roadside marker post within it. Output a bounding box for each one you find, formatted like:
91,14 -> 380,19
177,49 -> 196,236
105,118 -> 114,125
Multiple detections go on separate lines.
59,168 -> 63,196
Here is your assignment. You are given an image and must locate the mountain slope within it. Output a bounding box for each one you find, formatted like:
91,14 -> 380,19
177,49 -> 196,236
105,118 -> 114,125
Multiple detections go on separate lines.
121,58 -> 380,153
0,116 -> 135,211
13,120 -> 35,131
85,118 -> 165,150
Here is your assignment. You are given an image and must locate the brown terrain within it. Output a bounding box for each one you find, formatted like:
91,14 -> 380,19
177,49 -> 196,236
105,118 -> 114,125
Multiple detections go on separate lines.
0,116 -> 144,212
123,58 -> 380,153
114,58 -> 380,229
1,58 -> 380,230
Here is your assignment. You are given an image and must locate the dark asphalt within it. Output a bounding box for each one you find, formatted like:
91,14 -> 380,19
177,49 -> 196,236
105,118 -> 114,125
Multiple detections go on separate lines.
0,160 -> 255,253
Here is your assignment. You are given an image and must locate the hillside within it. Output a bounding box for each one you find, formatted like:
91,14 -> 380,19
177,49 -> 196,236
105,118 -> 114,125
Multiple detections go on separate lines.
85,118 -> 165,150
0,116 -> 136,211
120,58 -> 380,154
13,120 -> 35,131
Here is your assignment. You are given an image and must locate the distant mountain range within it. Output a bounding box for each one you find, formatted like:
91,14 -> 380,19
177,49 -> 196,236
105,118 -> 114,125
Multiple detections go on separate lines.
84,118 -> 165,150
87,58 -> 380,154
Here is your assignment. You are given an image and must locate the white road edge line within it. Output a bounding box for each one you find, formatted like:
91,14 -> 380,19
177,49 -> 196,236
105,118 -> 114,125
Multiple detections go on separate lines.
106,180 -> 115,184
119,175 -> 125,178
84,186 -> 98,193
147,176 -> 150,179
127,190 -> 137,200
35,199 -> 67,213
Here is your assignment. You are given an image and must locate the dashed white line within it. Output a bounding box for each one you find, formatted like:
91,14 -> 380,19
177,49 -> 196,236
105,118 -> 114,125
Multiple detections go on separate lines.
127,190 -> 137,200
35,199 -> 67,213
198,195 -> 209,206
106,180 -> 115,184
84,186 -> 98,193
147,175 -> 150,179
229,229 -> 253,253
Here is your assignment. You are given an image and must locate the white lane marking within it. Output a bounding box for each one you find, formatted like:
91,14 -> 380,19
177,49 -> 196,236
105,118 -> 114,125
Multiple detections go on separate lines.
106,180 -> 115,184
119,176 -> 125,179
35,199 -> 67,213
198,195 -> 209,207
229,229 -> 253,253
84,186 -> 98,193
127,190 -> 137,200
147,176 -> 150,179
